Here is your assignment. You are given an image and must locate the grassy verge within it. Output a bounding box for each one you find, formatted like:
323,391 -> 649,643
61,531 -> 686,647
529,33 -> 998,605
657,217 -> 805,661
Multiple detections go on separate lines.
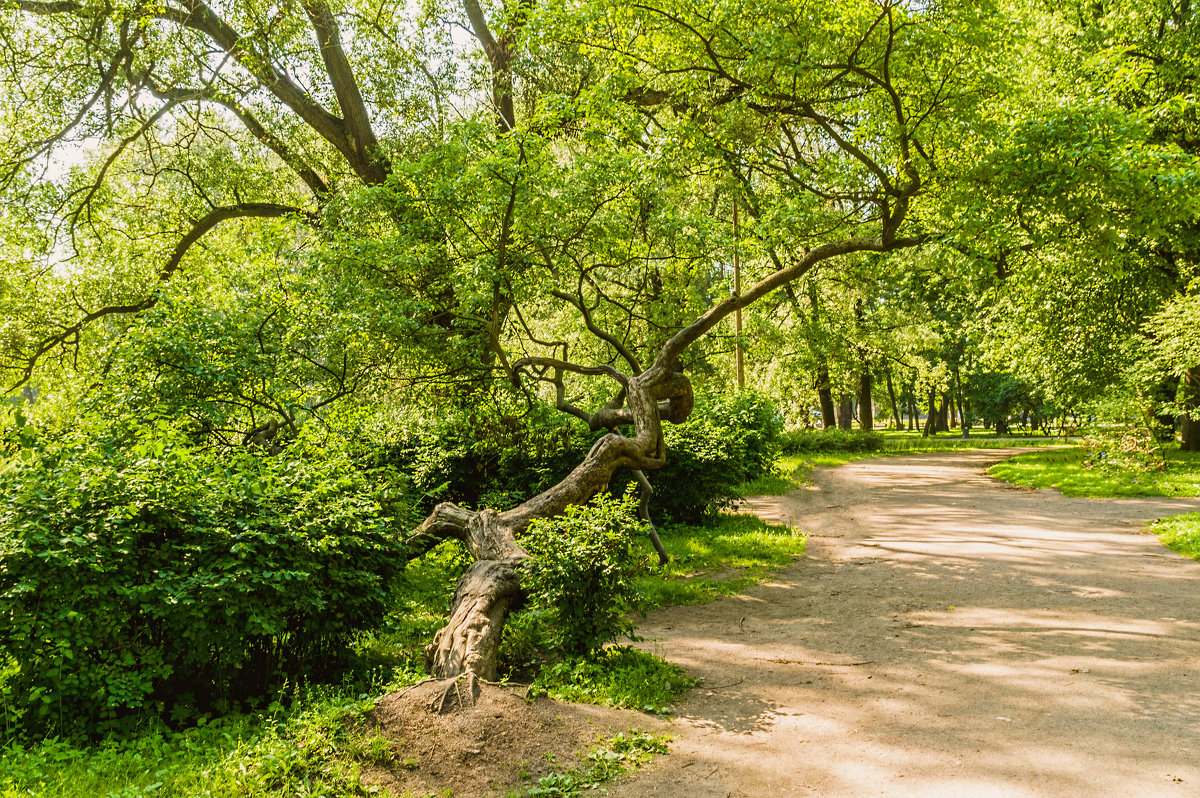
636,513 -> 805,608
987,448 -> 1200,497
0,684 -> 413,798
1149,513 -> 1200,560
987,446 -> 1200,563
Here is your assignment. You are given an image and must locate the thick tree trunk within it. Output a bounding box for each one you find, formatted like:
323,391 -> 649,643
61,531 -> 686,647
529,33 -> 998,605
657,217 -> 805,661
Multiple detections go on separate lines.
410,367 -> 691,680
816,363 -> 837,430
936,393 -> 951,433
1182,366 -> 1200,452
996,413 -> 1010,435
837,393 -> 855,430
857,369 -> 873,430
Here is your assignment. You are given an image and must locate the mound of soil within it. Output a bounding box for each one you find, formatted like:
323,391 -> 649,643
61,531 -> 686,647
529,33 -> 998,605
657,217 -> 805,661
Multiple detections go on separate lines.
362,677 -> 665,797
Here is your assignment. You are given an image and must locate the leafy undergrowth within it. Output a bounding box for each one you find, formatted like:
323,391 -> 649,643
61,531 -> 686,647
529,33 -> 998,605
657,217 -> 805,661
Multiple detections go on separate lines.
636,513 -> 806,608
0,505 -> 805,797
527,646 -> 694,716
0,680 -> 420,798
518,730 -> 670,798
987,448 -> 1200,497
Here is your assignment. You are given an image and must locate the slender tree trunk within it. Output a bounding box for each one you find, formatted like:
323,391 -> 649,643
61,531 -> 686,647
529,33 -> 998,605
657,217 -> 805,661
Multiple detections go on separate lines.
858,369 -> 874,430
1182,366 -> 1200,452
923,386 -> 936,436
952,369 -> 968,437
885,367 -> 902,429
816,363 -> 836,430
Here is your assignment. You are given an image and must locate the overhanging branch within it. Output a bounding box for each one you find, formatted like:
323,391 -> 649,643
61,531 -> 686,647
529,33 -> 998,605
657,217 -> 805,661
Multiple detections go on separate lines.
5,202 -> 313,394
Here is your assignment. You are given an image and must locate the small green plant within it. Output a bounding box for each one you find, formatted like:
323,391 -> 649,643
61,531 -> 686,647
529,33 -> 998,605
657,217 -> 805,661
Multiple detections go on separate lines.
527,646 -> 693,713
518,493 -> 649,658
521,730 -> 671,797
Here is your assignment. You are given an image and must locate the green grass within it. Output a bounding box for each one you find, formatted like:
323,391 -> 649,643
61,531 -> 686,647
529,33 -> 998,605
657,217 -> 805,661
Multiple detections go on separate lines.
527,646 -> 693,716
0,681 -> 417,798
635,513 -> 806,608
987,446 -> 1200,564
1150,513 -> 1200,560
987,448 -> 1200,497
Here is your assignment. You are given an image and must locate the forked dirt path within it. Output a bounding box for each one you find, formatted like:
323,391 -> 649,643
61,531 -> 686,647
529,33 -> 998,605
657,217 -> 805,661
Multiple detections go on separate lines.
612,450 -> 1200,797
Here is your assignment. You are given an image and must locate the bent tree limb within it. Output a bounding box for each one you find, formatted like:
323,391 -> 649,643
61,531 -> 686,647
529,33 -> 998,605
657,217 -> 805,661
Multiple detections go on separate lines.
412,231 -> 919,682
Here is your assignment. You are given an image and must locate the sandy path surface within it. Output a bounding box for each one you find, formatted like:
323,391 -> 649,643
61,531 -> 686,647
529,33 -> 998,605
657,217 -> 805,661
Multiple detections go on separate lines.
612,450 -> 1200,797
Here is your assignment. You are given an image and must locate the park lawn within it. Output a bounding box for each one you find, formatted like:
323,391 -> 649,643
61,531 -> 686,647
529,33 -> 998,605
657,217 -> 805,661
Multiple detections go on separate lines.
987,447 -> 1200,497
635,513 -> 806,609
988,447 -> 1200,562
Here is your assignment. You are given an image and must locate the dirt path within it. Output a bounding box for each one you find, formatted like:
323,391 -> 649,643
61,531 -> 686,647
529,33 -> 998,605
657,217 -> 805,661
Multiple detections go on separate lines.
612,450 -> 1200,797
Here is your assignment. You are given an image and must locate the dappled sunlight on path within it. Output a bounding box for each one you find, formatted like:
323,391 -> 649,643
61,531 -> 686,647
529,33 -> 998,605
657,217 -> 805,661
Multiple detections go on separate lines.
612,450 -> 1200,797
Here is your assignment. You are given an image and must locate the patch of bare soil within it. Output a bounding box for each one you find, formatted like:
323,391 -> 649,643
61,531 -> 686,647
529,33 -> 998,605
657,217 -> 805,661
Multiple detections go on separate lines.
608,450 -> 1200,798
363,677 -> 666,797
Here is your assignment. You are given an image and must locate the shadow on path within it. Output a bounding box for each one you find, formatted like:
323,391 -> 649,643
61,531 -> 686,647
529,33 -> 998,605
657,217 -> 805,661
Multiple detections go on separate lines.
613,450 -> 1200,798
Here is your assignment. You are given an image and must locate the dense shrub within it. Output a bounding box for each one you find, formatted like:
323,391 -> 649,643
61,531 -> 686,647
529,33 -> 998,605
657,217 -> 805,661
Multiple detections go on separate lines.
0,418 -> 412,733
780,428 -> 885,454
651,392 -> 783,524
517,493 -> 648,657
376,401 -> 590,512
378,391 -> 782,526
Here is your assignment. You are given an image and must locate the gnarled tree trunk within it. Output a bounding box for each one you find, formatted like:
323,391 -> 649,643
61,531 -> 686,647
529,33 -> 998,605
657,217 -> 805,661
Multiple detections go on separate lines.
407,367 -> 692,680
406,231 -> 923,684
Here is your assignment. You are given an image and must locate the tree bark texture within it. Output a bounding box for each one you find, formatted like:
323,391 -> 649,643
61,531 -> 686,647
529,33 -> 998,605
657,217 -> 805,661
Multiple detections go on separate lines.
857,369 -> 873,431
408,366 -> 690,680
923,386 -> 936,436
838,394 -> 855,430
816,363 -> 836,430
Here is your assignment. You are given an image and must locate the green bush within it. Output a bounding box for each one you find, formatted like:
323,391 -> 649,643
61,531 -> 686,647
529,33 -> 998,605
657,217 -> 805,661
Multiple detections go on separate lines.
379,391 -> 783,527
517,493 -> 648,658
376,400 -> 590,512
780,428 -> 885,454
0,418 -> 412,734
650,392 -> 784,524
